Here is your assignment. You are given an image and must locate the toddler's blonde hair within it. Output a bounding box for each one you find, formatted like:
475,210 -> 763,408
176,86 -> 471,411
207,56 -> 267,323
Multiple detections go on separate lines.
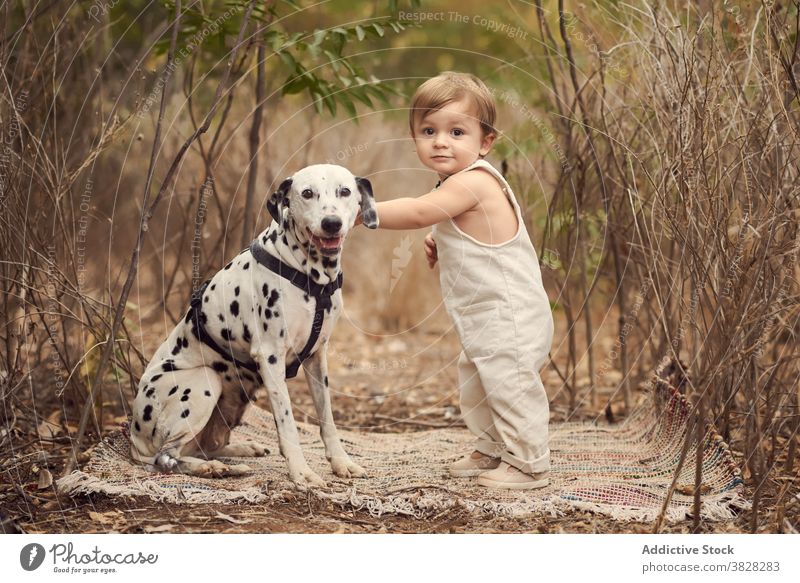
409,71 -> 496,137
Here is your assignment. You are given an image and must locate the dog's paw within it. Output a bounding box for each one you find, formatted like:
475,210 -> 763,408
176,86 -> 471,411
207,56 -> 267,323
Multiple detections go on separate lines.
221,441 -> 270,457
197,460 -> 252,478
331,456 -> 367,479
289,464 -> 326,489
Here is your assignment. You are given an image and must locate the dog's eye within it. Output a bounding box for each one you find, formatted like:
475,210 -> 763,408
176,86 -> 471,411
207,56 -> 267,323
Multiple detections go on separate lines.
340,188 -> 351,197
301,188 -> 314,199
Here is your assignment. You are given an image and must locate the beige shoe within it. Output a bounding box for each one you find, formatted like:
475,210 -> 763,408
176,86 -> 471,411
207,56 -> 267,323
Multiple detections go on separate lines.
477,461 -> 549,490
448,450 -> 501,477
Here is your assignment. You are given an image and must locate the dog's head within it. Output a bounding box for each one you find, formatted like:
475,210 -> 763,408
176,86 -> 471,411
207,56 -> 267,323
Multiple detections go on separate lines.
267,164 -> 378,256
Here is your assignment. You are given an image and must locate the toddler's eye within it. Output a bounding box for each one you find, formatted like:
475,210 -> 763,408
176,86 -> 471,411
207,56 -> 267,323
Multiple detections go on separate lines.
423,127 -> 435,136
301,188 -> 314,199
452,128 -> 464,137
340,187 -> 351,197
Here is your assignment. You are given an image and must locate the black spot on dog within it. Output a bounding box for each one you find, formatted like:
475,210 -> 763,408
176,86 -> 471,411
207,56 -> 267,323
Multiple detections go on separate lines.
225,374 -> 232,381
234,286 -> 240,296
280,329 -> 285,337
181,409 -> 190,418
284,409 -> 288,416
162,361 -> 178,372
242,324 -> 251,343
262,283 -> 269,298
224,262 -> 232,270
324,376 -> 329,386
221,328 -> 234,341
171,338 -> 183,355
134,421 -> 141,432
212,361 -> 228,373
262,322 -> 268,332
168,386 -> 178,396
264,310 -> 272,319
181,395 -> 189,402
150,374 -> 162,382
257,305 -> 262,317
204,296 -> 209,303
310,268 -> 320,280
210,284 -> 216,291
183,388 -> 191,395
262,235 -> 268,244
269,230 -> 278,243
242,262 -> 249,271
151,426 -> 156,437
302,259 -> 307,266
230,301 -> 239,317
145,387 -> 155,398
204,390 -> 211,397
274,311 -> 280,318
268,289 -> 279,307
322,257 -> 337,268
218,313 -> 225,322
282,234 -> 289,245
182,337 -> 189,348
291,244 -> 299,251
200,311 -> 208,325
143,404 -> 153,422
268,355 -> 277,365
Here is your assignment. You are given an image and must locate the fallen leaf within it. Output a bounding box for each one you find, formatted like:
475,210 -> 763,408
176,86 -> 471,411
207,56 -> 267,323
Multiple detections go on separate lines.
214,511 -> 252,525
143,524 -> 176,533
88,510 -> 124,525
37,469 -> 53,490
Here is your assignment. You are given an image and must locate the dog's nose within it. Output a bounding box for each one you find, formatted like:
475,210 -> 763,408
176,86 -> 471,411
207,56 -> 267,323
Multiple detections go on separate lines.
321,216 -> 342,235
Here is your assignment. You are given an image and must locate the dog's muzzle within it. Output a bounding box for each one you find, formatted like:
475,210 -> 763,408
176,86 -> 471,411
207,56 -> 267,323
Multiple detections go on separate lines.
308,216 -> 344,255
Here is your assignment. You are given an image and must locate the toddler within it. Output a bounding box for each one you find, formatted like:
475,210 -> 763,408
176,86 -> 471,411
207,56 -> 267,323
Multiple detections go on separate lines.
362,72 -> 554,489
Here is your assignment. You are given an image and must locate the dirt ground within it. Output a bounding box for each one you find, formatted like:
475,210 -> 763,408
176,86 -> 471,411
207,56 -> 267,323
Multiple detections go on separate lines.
0,315 -> 796,534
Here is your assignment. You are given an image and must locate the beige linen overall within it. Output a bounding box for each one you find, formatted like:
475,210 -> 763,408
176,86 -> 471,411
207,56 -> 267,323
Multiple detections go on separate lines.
432,158 -> 553,474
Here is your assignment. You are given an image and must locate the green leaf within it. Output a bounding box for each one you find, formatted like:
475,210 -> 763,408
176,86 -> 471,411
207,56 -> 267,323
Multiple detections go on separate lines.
323,91 -> 337,116
339,94 -> 357,118
312,29 -> 327,47
349,85 -> 373,107
282,74 -> 308,95
372,23 -> 385,37
278,50 -> 297,68
354,25 -> 366,41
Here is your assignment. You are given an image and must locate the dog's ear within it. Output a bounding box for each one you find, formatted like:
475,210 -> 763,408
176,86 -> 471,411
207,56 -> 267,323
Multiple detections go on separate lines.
267,178 -> 293,225
355,176 -> 379,229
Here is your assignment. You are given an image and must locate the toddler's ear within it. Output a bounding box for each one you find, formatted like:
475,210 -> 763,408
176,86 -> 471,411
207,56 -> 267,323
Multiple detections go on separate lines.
356,177 -> 379,229
267,178 -> 293,225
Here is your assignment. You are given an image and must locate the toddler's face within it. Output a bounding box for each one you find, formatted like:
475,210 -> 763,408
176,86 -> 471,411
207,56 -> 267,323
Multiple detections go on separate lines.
412,97 -> 495,179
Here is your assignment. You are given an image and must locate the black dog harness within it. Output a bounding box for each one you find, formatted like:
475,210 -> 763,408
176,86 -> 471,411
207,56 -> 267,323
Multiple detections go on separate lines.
189,239 -> 342,379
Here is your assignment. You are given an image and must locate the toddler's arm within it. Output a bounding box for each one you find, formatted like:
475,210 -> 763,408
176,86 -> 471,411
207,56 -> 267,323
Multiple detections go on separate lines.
368,172 -> 481,230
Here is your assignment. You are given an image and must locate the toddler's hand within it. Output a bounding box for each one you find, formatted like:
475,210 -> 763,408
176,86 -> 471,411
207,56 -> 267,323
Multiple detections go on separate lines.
424,232 -> 438,269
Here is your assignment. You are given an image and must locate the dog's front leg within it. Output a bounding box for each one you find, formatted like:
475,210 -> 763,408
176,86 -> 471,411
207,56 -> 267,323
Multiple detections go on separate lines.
254,350 -> 325,488
303,349 -> 366,479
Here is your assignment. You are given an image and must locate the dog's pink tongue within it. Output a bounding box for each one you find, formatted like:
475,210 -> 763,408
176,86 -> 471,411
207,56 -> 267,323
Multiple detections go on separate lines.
320,237 -> 341,248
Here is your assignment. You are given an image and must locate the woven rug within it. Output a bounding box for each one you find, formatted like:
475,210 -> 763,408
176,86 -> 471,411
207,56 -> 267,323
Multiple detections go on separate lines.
57,357 -> 748,523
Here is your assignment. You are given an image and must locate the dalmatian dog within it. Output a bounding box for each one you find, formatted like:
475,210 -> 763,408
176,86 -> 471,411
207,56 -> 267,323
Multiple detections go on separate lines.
130,164 -> 379,487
